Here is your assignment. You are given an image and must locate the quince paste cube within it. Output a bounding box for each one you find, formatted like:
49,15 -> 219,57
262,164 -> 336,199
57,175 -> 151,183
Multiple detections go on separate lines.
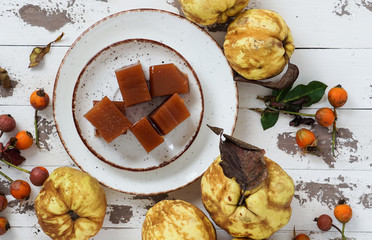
84,96 -> 132,143
92,100 -> 127,137
150,93 -> 190,135
93,100 -> 126,114
115,62 -> 151,107
130,117 -> 164,153
149,63 -> 189,97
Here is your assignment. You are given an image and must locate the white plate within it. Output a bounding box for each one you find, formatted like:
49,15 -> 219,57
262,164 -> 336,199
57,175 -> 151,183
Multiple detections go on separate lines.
72,38 -> 203,171
54,9 -> 238,195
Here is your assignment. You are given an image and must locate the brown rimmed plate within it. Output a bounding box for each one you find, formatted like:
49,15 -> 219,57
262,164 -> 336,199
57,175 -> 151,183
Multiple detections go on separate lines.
72,38 -> 203,172
53,9 -> 238,195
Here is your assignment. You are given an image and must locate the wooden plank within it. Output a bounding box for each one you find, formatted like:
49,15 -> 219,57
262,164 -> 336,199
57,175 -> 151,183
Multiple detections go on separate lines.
235,108 -> 372,170
2,227 -> 371,240
0,106 -> 370,169
1,0 -> 372,239
1,47 -> 372,109
238,48 -> 372,109
0,0 -> 180,46
0,169 -> 371,238
1,0 -> 372,48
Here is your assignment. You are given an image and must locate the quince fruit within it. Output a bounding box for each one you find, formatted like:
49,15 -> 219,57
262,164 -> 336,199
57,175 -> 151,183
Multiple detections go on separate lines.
142,199 -> 216,240
34,167 -> 107,240
224,9 -> 295,80
201,155 -> 294,239
179,0 -> 250,25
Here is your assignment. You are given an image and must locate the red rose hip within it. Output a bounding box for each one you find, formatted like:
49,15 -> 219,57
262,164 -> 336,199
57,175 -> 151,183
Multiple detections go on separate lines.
30,167 -> 49,186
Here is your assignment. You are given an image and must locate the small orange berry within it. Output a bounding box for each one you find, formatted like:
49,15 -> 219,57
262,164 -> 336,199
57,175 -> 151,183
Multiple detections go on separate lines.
296,128 -> 316,149
0,217 -> 10,235
10,180 -> 31,200
295,233 -> 310,240
328,85 -> 348,108
14,131 -> 33,150
315,107 -> 335,127
334,204 -> 352,223
30,89 -> 50,110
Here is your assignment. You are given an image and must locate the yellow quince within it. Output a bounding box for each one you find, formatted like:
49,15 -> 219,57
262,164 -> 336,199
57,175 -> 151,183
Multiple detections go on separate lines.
201,156 -> 294,239
179,0 -> 250,25
224,9 -> 295,80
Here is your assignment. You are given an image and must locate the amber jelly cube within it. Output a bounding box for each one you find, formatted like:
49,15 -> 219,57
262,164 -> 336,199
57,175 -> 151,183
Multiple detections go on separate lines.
93,100 -> 126,114
84,96 -> 132,143
115,62 -> 151,107
92,100 -> 127,137
149,63 -> 189,97
130,117 -> 164,153
150,93 -> 191,135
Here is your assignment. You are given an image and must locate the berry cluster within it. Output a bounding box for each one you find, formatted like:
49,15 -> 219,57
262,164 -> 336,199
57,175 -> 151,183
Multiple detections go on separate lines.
0,89 -> 50,235
296,85 -> 348,154
315,200 -> 352,240
293,199 -> 352,239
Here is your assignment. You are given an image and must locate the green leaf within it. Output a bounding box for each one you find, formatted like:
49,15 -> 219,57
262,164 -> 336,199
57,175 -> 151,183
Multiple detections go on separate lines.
273,86 -> 292,102
283,81 -> 327,104
272,89 -> 280,97
261,110 -> 279,130
303,81 -> 328,106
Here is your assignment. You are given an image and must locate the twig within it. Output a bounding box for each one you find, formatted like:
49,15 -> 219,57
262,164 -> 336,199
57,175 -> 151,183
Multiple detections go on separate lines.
0,170 -> 13,182
34,109 -> 40,148
265,104 -> 316,117
332,108 -> 338,157
0,158 -> 31,174
332,223 -> 347,240
341,223 -> 346,240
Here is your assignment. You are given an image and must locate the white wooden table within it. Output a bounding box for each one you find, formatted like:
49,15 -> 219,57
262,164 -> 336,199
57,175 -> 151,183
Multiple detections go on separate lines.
1,0 -> 372,239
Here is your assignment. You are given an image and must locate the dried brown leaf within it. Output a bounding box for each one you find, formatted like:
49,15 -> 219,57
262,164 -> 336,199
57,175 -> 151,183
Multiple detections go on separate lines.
0,67 -> 11,88
0,139 -> 26,166
29,32 -> 64,68
208,125 -> 268,193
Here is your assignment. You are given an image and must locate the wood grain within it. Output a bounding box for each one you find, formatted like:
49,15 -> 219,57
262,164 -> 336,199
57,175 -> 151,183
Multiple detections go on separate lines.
0,0 -> 371,239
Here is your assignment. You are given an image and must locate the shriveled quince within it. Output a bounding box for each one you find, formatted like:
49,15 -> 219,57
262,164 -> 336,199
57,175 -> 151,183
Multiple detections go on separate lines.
34,167 -> 107,240
142,200 -> 216,240
179,0 -> 250,25
201,126 -> 294,239
224,9 -> 295,80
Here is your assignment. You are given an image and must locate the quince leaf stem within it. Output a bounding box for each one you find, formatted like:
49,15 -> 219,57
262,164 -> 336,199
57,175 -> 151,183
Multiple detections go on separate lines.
238,185 -> 247,206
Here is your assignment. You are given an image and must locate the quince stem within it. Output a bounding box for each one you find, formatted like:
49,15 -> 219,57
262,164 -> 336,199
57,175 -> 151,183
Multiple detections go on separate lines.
0,170 -> 13,182
238,185 -> 247,206
0,158 -> 31,174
